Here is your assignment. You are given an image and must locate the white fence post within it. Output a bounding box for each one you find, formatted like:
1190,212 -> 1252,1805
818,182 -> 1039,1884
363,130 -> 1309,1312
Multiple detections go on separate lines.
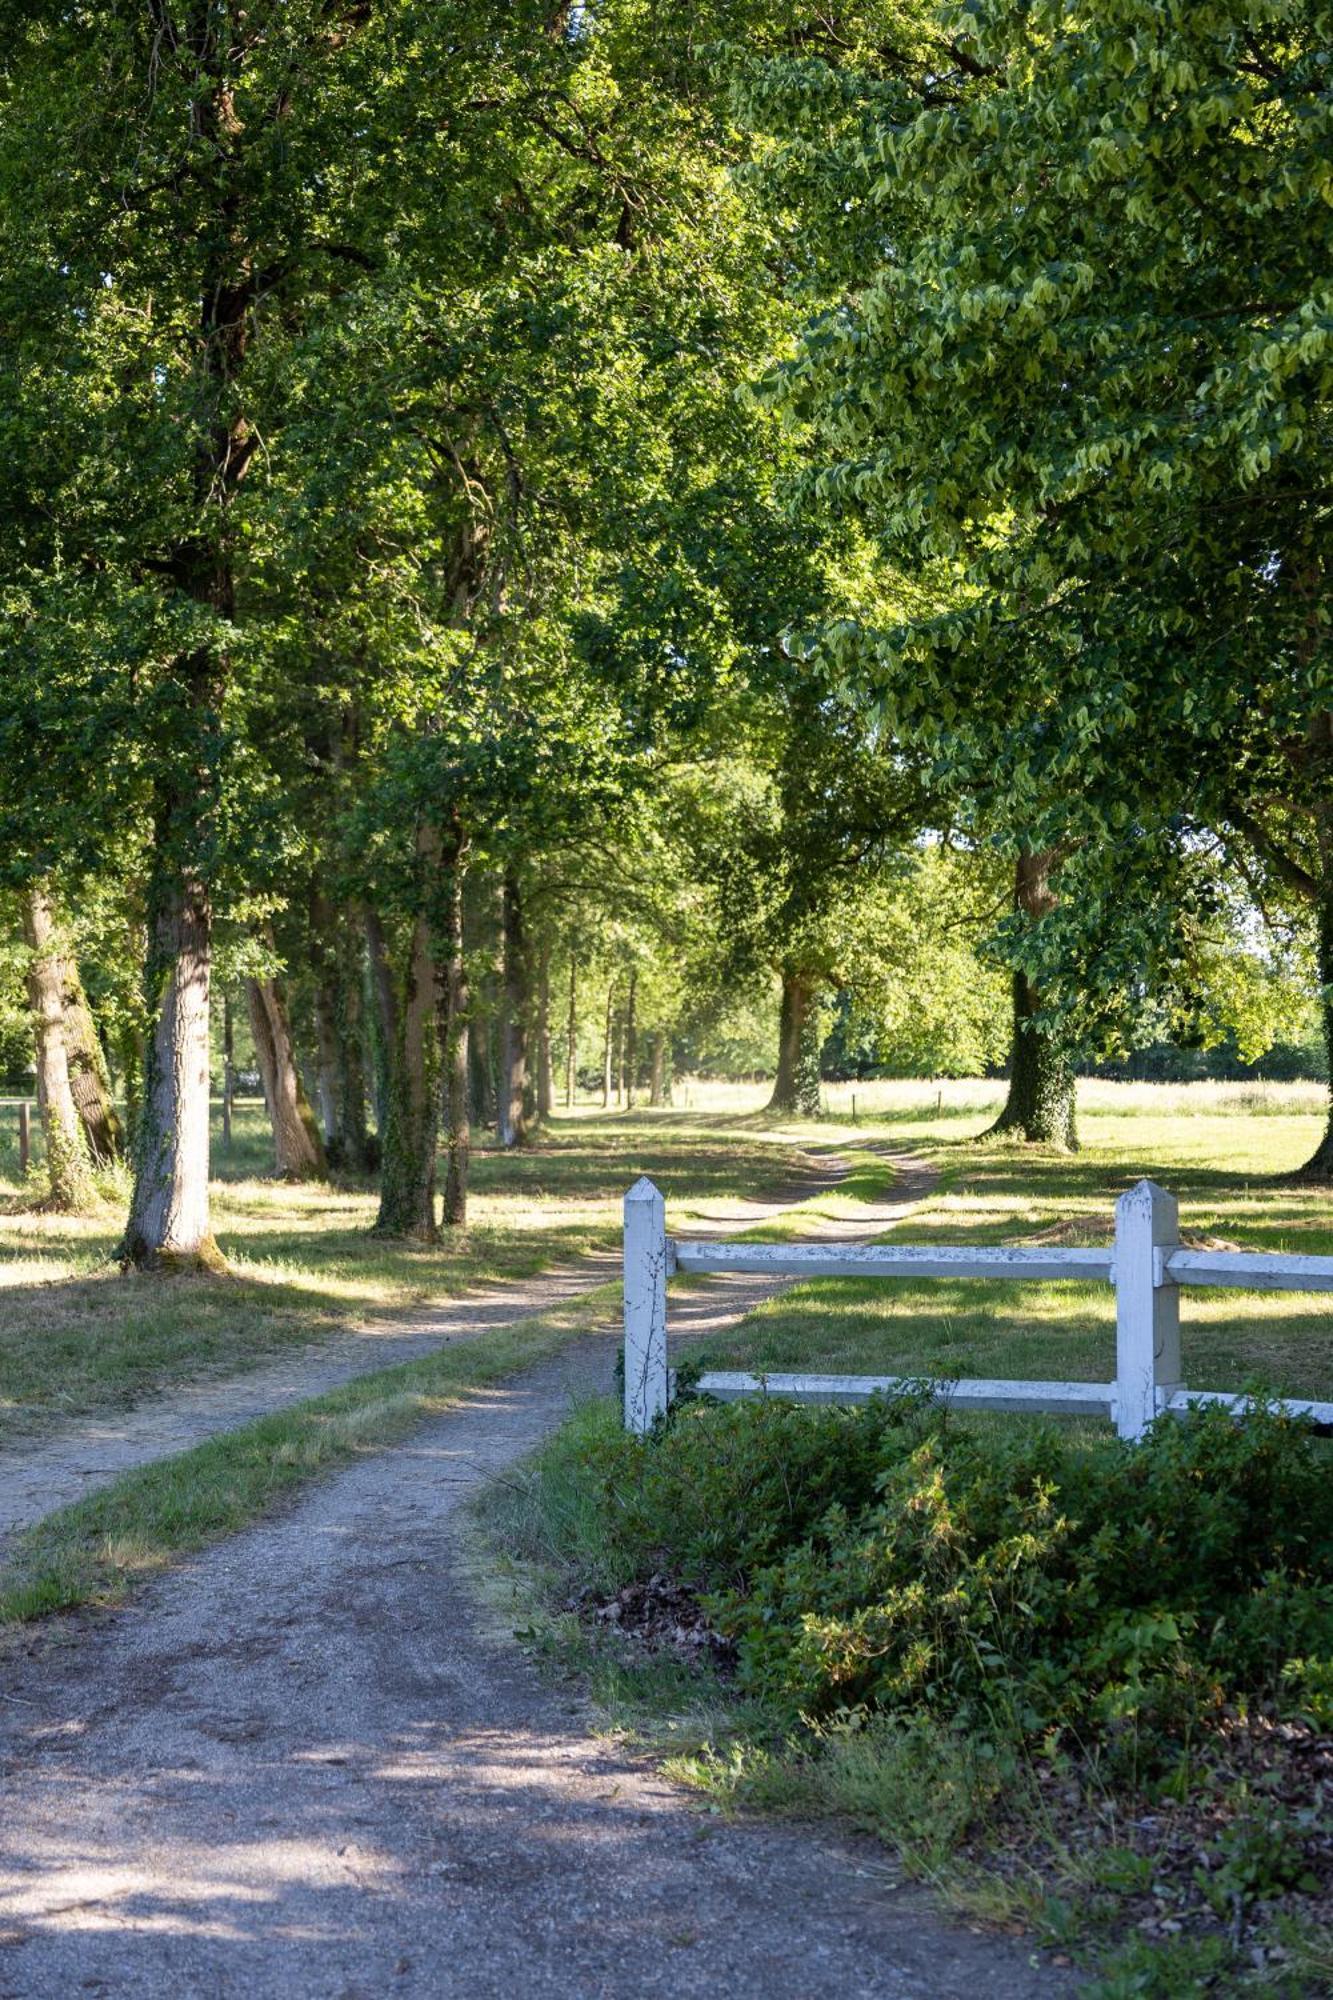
1114,1179 -> 1181,1443
624,1176 -> 669,1435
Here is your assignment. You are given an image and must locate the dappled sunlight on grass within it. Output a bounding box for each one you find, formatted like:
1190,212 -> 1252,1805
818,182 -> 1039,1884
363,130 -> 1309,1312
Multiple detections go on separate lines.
2,1084 -> 1328,1445
0,1103 -> 814,1445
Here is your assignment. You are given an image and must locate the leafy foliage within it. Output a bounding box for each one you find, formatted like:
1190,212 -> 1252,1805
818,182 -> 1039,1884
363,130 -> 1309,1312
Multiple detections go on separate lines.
574,1398 -> 1333,1747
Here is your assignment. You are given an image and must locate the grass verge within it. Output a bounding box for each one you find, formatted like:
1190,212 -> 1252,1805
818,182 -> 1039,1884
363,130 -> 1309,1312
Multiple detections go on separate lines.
0,1128 -> 901,1631
681,1113 -> 1333,1407
0,1279 -> 620,1632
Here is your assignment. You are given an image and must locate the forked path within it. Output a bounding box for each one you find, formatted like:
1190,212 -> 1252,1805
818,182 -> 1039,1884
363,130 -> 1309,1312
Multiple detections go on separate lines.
0,1148 -> 932,1551
0,1301 -> 1074,1995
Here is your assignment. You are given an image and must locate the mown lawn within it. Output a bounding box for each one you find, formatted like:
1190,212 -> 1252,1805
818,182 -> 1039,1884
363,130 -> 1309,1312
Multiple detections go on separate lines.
0,1100 -> 814,1445
677,1082 -> 1333,1409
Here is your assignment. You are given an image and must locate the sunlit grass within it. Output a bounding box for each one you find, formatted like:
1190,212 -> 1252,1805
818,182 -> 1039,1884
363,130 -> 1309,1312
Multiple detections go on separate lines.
680,1101 -> 1333,1407
0,1101 -> 814,1444
0,1280 -> 621,1626
2,1081 -> 1330,1446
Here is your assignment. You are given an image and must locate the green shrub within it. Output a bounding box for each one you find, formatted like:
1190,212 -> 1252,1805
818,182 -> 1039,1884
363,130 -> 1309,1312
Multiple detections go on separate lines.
582,1388 -> 941,1594
577,1397 -> 1333,1747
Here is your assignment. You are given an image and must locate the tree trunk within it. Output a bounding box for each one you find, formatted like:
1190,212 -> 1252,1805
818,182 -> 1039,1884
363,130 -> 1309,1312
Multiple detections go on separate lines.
375,904 -> 439,1240
602,979 -> 616,1108
59,958 -> 123,1165
313,999 -> 339,1145
536,942 -> 553,1124
625,968 -> 637,1112
650,1030 -> 671,1107
767,970 -> 822,1116
436,825 -> 471,1227
311,895 -> 372,1172
246,971 -> 326,1179
123,49 -> 262,1271
120,862 -> 222,1270
22,886 -> 96,1210
1297,841 -> 1333,1178
986,853 -> 1078,1150
469,1007 -> 496,1131
364,906 -> 397,1140
222,990 -> 234,1155
498,870 -> 530,1149
565,956 -> 577,1109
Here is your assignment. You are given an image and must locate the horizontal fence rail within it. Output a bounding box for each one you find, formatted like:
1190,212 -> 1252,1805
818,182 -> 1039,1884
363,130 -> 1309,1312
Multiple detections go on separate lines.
1161,1250 -> 1333,1292
697,1373 -> 1119,1416
671,1242 -> 1114,1283
621,1175 -> 1333,1441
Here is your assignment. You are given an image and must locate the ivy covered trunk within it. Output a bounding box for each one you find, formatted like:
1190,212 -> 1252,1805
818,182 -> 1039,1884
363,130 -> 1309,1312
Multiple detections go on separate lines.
247,973 -> 326,1179
498,870 -> 529,1148
120,857 -> 222,1269
375,905 -> 439,1240
767,969 -> 822,1116
987,853 -> 1078,1150
22,885 -> 96,1211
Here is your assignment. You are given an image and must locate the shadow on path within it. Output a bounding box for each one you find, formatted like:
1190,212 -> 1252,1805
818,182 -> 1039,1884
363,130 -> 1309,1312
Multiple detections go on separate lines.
0,1331 -> 1075,1998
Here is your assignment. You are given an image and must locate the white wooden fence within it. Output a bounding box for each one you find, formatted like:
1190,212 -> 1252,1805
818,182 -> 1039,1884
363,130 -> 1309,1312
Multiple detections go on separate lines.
621,1176 -> 1333,1442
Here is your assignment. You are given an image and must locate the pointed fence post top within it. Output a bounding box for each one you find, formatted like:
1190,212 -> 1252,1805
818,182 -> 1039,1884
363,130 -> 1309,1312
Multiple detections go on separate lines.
1116,1178 -> 1178,1232
625,1176 -> 664,1210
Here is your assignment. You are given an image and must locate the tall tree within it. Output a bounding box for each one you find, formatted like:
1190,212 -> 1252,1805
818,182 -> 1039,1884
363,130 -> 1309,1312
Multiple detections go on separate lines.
745,0 -> 1333,1162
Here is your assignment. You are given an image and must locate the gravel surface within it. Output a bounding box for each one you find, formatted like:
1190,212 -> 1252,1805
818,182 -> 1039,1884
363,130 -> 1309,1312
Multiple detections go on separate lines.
0,1328 -> 1076,1998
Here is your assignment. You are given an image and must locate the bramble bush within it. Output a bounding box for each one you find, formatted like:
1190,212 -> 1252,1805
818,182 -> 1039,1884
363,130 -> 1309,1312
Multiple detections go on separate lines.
578,1398 -> 1333,1745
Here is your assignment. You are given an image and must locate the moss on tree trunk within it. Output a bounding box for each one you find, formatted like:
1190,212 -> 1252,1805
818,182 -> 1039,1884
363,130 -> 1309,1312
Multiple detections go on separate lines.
767,970 -> 822,1117
23,885 -> 97,1212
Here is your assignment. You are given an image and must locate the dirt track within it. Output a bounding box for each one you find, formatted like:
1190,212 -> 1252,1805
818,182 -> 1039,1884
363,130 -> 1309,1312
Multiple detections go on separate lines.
0,1146 -> 924,1552
0,1148 -> 1079,1995
0,1322 -> 1075,1997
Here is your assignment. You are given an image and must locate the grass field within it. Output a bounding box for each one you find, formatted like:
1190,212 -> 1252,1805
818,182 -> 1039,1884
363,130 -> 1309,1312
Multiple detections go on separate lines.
1,1080 -> 1329,1447
0,1100 -> 813,1445
672,1079 -> 1333,1410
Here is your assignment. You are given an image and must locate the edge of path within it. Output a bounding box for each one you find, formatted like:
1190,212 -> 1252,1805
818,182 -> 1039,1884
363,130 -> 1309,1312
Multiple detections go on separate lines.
0,1145 -> 938,1580
0,1241 -> 1073,2000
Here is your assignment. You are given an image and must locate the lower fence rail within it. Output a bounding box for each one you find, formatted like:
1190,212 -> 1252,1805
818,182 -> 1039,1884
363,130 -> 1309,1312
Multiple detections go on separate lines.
621,1175 -> 1333,1442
